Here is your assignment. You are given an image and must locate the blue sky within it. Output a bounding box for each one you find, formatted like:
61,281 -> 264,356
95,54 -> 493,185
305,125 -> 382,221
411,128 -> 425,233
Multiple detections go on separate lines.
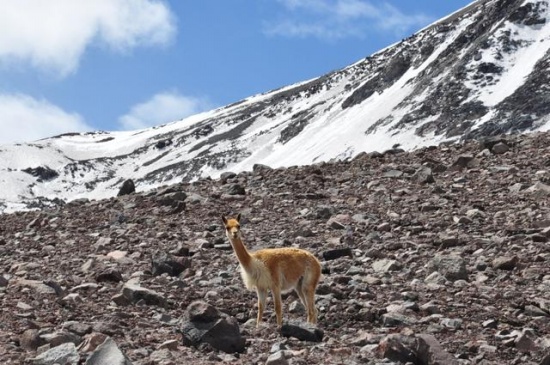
0,0 -> 473,144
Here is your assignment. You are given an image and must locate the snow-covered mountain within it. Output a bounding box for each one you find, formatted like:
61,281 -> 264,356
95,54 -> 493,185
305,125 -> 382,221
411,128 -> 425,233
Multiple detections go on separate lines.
1,0 -> 549,213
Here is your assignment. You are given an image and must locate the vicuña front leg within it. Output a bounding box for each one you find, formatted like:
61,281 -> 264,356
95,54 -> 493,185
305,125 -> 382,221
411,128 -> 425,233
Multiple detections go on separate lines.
256,288 -> 267,327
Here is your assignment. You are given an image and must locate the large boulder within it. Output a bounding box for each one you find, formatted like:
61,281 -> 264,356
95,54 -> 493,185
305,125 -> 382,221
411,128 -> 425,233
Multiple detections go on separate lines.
427,255 -> 468,281
85,337 -> 132,365
117,179 -> 135,196
180,301 -> 245,353
31,342 -> 79,365
151,252 -> 191,277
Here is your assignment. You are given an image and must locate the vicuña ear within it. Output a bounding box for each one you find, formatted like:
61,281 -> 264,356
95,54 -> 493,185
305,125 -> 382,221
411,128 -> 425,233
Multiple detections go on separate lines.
236,213 -> 241,222
221,215 -> 228,225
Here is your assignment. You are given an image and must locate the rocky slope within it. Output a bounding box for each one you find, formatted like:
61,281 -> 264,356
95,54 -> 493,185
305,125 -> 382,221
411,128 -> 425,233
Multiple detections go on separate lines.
1,131 -> 550,364
2,0 -> 550,213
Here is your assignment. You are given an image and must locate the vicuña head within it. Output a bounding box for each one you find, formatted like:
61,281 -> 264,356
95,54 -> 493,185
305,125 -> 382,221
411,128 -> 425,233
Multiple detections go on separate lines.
222,213 -> 321,327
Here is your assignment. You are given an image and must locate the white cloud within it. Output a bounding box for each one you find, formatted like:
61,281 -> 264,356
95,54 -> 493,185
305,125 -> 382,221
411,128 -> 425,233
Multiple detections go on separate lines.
0,94 -> 92,145
0,0 -> 176,76
265,0 -> 432,40
118,91 -> 213,130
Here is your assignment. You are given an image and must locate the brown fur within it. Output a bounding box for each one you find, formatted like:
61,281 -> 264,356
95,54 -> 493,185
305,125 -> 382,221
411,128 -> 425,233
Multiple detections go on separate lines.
222,214 -> 321,327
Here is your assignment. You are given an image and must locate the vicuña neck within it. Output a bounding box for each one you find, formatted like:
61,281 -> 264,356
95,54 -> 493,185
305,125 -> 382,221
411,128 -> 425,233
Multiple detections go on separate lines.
229,236 -> 252,268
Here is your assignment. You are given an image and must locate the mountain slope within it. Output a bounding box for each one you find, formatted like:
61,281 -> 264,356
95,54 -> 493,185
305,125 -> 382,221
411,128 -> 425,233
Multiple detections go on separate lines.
1,0 -> 549,212
1,130 -> 550,364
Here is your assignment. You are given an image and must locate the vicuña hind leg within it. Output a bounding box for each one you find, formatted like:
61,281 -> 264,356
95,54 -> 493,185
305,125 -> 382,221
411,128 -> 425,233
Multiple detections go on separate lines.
295,280 -> 309,320
256,289 -> 267,327
304,286 -> 318,324
271,286 -> 283,326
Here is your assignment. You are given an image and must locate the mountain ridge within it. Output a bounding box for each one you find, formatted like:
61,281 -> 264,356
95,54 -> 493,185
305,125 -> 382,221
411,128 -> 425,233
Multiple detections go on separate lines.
1,0 -> 549,212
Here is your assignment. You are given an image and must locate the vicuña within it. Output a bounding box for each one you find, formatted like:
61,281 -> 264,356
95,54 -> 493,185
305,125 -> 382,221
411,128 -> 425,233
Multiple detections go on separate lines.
222,214 -> 321,327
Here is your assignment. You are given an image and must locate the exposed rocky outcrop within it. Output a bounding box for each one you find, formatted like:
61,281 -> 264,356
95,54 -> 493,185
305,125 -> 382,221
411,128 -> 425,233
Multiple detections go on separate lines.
22,166 -> 59,182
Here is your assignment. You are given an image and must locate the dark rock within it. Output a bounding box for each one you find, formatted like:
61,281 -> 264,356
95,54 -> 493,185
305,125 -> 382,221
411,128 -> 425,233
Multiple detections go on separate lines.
530,233 -> 548,243
294,226 -> 314,238
156,191 -> 187,207
420,203 -> 441,212
224,183 -> 246,195
43,280 -> 65,297
482,319 -> 498,329
377,222 -> 391,232
479,136 -> 509,151
117,179 -> 135,196
477,62 -> 503,74
342,77 -> 379,109
492,142 -> 510,154
62,321 -> 92,336
111,293 -> 131,306
253,164 -> 273,173
22,166 -> 59,181
155,139 -> 172,149
187,300 -> 222,323
384,147 -> 405,155
151,252 -> 191,277
169,201 -> 186,214
492,256 -> 519,270
20,329 -> 46,351
524,305 -> 549,317
322,247 -> 352,261
121,283 -> 167,307
280,321 -> 324,342
315,205 -> 334,219
181,301 -> 245,353
194,125 -> 214,138
436,235 -> 462,248
95,268 -> 123,283
219,171 -> 237,183
450,155 -> 478,170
